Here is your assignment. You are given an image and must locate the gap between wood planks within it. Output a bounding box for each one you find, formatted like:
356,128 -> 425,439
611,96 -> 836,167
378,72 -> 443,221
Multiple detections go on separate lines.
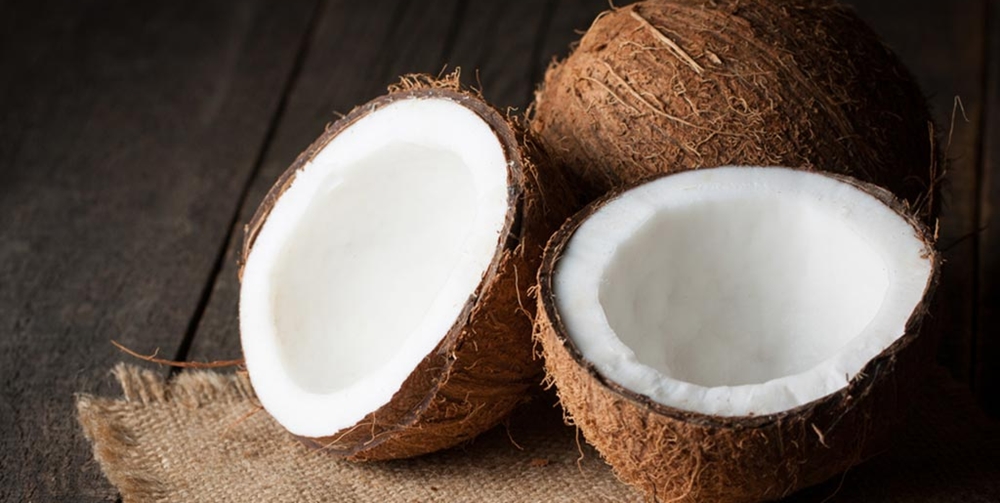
168,0 -> 328,374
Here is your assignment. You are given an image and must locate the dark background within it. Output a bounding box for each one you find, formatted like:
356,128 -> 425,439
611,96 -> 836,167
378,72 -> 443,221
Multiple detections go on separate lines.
1,0 -> 996,500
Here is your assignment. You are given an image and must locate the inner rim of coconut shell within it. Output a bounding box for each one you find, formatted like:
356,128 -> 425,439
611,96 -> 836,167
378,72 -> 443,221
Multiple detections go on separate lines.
554,166 -> 933,417
240,97 -> 510,437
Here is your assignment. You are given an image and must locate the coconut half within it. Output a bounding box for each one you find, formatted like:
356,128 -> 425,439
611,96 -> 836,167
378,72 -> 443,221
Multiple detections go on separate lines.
536,167 -> 938,503
239,74 -> 574,460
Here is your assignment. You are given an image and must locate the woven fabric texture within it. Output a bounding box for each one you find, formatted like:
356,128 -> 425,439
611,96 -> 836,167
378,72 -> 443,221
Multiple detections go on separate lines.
77,364 -> 1000,503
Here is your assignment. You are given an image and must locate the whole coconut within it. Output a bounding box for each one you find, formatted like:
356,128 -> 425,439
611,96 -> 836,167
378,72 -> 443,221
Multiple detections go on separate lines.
531,0 -> 937,219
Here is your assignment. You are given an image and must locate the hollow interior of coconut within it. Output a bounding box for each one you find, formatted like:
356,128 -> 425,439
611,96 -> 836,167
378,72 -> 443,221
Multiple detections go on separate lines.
554,167 -> 933,417
240,97 -> 510,437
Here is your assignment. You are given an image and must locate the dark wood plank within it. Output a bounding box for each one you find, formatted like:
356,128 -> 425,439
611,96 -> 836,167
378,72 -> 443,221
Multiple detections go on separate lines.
0,0 -> 317,500
532,0 -> 610,102
977,0 -> 1000,416
186,0 -> 463,361
441,0 -> 608,112
845,0 -> 988,404
443,0 -> 555,110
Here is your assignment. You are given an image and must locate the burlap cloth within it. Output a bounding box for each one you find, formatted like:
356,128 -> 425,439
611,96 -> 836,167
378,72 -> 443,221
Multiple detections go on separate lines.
77,364 -> 1000,503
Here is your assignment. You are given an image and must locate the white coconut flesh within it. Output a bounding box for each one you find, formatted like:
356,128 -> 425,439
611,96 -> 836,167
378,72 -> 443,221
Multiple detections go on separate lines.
555,166 -> 933,417
240,98 -> 510,437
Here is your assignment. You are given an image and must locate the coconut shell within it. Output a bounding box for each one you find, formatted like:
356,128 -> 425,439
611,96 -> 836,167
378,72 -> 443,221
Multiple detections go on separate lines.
239,71 -> 577,461
534,172 -> 940,503
531,0 -> 938,222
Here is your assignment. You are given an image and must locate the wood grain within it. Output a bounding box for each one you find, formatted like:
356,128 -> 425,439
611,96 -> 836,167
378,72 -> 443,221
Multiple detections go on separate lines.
443,0 -> 555,109
186,0 -> 463,362
0,0 -> 317,500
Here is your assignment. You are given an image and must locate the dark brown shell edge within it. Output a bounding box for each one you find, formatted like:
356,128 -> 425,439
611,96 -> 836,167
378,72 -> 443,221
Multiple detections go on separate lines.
529,0 -> 940,225
240,70 -> 577,460
534,168 -> 941,503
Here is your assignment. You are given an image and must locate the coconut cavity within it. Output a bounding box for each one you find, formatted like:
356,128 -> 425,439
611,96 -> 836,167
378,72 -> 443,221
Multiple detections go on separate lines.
554,167 -> 933,417
240,97 -> 509,438
271,142 -> 484,396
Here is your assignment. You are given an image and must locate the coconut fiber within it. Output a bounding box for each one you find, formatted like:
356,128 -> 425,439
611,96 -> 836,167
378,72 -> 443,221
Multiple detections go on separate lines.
238,71 -> 578,461
76,364 -> 999,502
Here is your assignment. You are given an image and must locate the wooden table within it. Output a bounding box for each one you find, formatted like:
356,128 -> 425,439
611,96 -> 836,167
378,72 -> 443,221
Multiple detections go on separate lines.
1,1 -> 997,500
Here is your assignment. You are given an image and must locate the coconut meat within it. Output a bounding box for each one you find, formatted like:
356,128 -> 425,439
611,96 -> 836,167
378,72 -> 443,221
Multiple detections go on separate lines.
240,98 -> 509,437
554,167 -> 932,417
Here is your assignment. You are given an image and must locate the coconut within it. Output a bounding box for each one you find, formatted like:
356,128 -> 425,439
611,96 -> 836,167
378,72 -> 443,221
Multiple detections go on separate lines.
535,166 -> 939,503
530,0 -> 937,220
238,72 -> 575,460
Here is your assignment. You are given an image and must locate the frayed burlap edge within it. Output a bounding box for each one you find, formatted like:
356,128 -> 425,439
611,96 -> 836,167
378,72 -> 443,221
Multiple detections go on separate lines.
75,364 -> 998,503
74,364 -> 648,503
76,364 -> 257,501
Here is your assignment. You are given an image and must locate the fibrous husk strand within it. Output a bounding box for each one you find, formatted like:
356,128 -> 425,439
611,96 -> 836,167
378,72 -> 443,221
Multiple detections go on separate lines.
245,72 -> 577,461
534,175 -> 940,503
531,0 -> 938,223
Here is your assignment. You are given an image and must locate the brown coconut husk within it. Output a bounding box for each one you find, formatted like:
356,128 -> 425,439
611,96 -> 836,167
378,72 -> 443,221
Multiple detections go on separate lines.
239,71 -> 577,461
530,0 -> 939,223
534,171 -> 940,503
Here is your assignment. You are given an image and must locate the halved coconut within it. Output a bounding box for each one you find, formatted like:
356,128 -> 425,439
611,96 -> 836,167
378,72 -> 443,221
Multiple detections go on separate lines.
536,166 -> 938,502
239,74 -> 574,460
